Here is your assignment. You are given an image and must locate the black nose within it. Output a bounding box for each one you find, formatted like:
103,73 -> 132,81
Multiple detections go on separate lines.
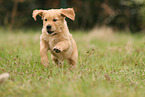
46,25 -> 51,30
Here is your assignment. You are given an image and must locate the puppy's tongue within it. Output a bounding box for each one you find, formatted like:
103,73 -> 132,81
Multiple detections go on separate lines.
52,32 -> 56,35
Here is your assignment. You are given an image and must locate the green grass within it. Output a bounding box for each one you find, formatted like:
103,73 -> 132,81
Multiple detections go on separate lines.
0,28 -> 145,97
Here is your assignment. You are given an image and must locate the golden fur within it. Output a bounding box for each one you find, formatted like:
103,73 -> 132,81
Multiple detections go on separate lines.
32,8 -> 78,67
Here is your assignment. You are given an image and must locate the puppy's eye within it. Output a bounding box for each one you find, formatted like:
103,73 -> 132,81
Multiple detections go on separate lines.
45,19 -> 47,21
53,19 -> 57,22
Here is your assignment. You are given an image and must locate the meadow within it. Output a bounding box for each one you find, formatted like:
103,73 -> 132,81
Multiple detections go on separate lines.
0,28 -> 145,97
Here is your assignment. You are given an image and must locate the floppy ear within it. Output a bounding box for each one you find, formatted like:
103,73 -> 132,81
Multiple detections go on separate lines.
32,9 -> 44,21
61,8 -> 75,21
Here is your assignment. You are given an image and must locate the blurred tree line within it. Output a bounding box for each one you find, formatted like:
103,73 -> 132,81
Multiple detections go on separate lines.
0,0 -> 145,32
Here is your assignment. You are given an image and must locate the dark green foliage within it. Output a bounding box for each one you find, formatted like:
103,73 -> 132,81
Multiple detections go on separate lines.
107,0 -> 144,32
0,0 -> 144,32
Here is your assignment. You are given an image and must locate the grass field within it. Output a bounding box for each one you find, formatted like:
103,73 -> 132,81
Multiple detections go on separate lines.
0,28 -> 145,97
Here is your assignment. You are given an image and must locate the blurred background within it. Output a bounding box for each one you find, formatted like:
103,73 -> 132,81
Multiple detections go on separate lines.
0,0 -> 145,33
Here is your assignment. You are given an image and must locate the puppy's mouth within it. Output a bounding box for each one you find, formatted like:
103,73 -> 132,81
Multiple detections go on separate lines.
47,30 -> 56,35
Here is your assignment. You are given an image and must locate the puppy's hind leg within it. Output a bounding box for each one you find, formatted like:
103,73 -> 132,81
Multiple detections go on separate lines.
67,48 -> 78,67
67,59 -> 77,67
51,55 -> 63,66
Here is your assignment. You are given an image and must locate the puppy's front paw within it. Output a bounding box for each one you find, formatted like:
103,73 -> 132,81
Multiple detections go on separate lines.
53,47 -> 61,53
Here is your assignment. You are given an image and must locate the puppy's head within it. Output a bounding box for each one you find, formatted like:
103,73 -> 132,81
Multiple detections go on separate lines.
32,8 -> 75,35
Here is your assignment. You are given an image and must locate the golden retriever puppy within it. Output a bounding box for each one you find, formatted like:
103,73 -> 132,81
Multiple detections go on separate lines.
32,8 -> 78,67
